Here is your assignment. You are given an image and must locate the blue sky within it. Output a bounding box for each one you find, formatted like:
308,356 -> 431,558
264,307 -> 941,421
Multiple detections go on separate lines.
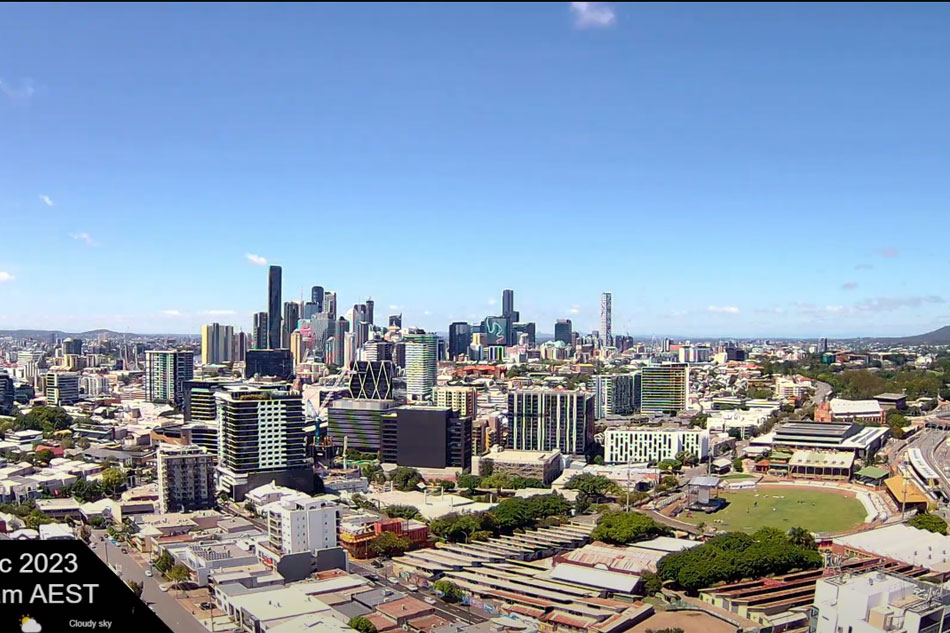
2,3 -> 949,338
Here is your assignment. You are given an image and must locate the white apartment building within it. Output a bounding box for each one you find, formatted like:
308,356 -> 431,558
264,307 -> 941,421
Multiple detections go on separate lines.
261,495 -> 340,556
774,376 -> 811,403
603,427 -> 709,464
157,444 -> 216,514
405,334 -> 438,401
812,571 -> 950,633
45,371 -> 80,405
80,374 -> 111,396
433,386 -> 477,418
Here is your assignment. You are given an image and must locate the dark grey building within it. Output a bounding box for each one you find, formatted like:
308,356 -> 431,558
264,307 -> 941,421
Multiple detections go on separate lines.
448,322 -> 471,361
381,406 -> 471,470
244,349 -> 294,380
349,361 -> 394,400
502,289 -> 519,322
62,338 -> 83,356
282,301 -> 300,348
554,319 -> 573,346
184,378 -> 240,421
389,314 -> 402,328
482,316 -> 512,346
311,286 -> 324,313
253,311 -> 268,350
0,371 -> 14,415
513,322 -> 536,345
267,265 -> 282,349
327,398 -> 396,453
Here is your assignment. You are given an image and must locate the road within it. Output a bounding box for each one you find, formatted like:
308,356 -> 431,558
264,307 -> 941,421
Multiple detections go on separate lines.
88,530 -> 208,632
810,380 -> 833,407
348,558 -> 488,624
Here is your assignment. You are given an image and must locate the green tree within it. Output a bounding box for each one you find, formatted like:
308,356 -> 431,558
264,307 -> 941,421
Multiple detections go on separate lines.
24,509 -> 53,530
564,474 -> 615,501
433,579 -> 464,603
154,550 -> 174,573
100,467 -> 126,497
34,448 -> 54,464
656,459 -> 682,472
166,564 -> 191,593
591,511 -> 670,545
383,505 -> 422,521
457,471 -> 481,491
732,457 -> 744,473
640,571 -> 663,596
787,526 -> 817,550
391,467 -> 424,491
575,492 -> 592,515
909,513 -> 949,535
349,616 -> 378,633
491,498 -> 532,532
126,579 -> 144,598
370,531 -> 411,557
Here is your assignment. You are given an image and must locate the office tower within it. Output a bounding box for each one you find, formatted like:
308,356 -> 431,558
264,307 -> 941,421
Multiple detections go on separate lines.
482,316 -> 512,346
640,363 -> 689,414
513,322 -> 536,346
281,301 -> 300,348
507,389 -> 594,455
365,298 -> 374,326
200,323 -> 234,365
323,290 -> 337,320
404,333 -> 438,401
327,398 -> 396,453
260,496 -> 340,558
820,337 -> 829,353
215,384 -> 312,501
448,322 -> 471,360
343,331 -> 357,369
364,340 -> 393,362
349,360 -> 394,400
62,338 -> 82,356
593,374 -> 637,419
244,349 -> 294,380
501,289 -> 519,322
44,371 -> 80,406
310,316 -> 335,363
156,444 -> 215,514
433,385 -> 477,418
184,378 -> 239,421
145,350 -> 194,406
232,331 -> 248,363
600,292 -> 612,345
381,406 -> 471,470
311,286 -> 324,313
389,314 -> 402,328
0,371 -> 14,414
392,342 -> 406,368
267,265 -> 282,349
302,301 -> 319,319
253,312 -> 268,349
554,319 -> 573,345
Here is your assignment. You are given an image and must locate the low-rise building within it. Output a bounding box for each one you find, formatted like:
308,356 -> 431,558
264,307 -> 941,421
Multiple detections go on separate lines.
603,427 -> 709,464
475,447 -> 563,485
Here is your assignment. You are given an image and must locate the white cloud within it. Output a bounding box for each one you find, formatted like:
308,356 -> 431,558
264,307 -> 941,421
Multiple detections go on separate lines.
69,232 -> 96,246
245,253 -> 268,266
754,307 -> 785,315
423,310 -> 432,316
824,305 -> 846,313
855,264 -> 873,271
202,310 -> 236,316
570,2 -> 616,28
161,309 -> 183,316
487,298 -> 497,306
569,304 -> 581,315
840,281 -> 858,291
388,305 -> 401,311
707,305 -> 740,315
20,617 -> 41,633
0,78 -> 36,105
854,296 -> 944,312
0,271 -> 14,283
39,194 -> 54,207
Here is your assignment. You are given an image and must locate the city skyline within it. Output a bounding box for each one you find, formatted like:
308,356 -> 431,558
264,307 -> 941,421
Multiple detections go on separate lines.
3,4 -> 950,337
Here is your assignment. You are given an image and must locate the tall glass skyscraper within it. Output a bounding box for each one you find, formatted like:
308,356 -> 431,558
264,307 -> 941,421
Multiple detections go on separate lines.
448,321 -> 471,360
311,286 -> 324,312
554,319 -> 573,345
405,333 -> 438,401
267,265 -> 282,349
600,291 -> 612,345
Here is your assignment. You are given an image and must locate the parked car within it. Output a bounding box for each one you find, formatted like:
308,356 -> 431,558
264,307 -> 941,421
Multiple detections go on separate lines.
144,569 -> 152,577
159,584 -> 169,592
424,597 -> 436,605
388,577 -> 399,584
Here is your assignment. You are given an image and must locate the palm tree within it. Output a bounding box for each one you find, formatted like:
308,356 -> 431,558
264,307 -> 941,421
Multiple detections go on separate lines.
787,526 -> 816,550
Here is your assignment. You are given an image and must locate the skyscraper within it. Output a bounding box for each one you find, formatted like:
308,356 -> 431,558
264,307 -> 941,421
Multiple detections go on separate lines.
405,333 -> 438,401
253,312 -> 268,349
448,322 -> 471,360
145,350 -> 195,406
349,360 -> 394,400
311,286 -> 324,313
215,384 -> 312,500
501,289 -> 519,322
365,298 -> 374,325
324,290 -> 337,320
554,319 -> 573,345
45,371 -> 80,406
200,323 -> 233,365
281,301 -> 300,348
267,265 -> 282,349
389,314 -> 402,328
600,292 -> 612,345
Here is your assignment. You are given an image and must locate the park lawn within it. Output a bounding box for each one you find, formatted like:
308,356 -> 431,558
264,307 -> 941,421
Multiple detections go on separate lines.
681,488 -> 867,534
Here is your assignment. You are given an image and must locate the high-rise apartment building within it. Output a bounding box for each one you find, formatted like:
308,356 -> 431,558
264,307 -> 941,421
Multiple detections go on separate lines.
363,340 -> 393,362
554,319 -> 573,346
184,378 -> 239,421
507,389 -> 593,455
260,495 -> 340,557
267,265 -> 282,349
290,330 -> 305,364
215,385 -> 312,500
157,444 -> 216,513
45,371 -> 80,406
404,333 -> 438,401
253,312 -> 268,349
145,350 -> 194,406
513,322 -> 536,346
0,371 -> 14,414
232,331 -> 248,363
593,374 -> 638,419
600,292 -> 612,345
433,386 -> 477,418
640,363 -> 689,414
349,360 -> 394,400
201,323 -> 234,365
282,301 -> 300,349
381,406 -> 471,470
448,322 -> 471,360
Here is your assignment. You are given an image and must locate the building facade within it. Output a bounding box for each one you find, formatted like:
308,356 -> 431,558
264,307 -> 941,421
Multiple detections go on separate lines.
404,333 -> 438,401
554,319 -> 573,346
157,444 -> 216,513
348,361 -> 394,400
201,323 -> 234,365
381,406 -> 471,470
327,398 -> 396,453
593,374 -> 639,419
145,350 -> 195,407
45,371 -> 80,406
267,265 -> 282,350
640,363 -> 689,414
506,389 -> 594,455
433,386 -> 477,419
603,428 -> 709,464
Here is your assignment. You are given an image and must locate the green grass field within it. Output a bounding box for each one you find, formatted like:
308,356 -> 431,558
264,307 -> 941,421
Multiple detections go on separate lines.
720,474 -> 755,480
680,488 -> 867,534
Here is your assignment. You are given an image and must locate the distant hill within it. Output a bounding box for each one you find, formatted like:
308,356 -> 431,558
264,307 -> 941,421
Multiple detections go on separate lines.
877,325 -> 950,345
0,329 -> 191,339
